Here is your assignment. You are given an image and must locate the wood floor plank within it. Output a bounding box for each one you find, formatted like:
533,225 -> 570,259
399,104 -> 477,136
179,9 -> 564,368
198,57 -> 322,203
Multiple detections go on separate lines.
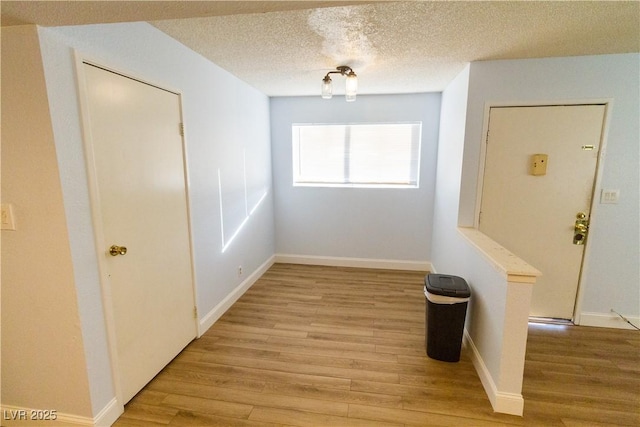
198,352 -> 400,383
315,306 -> 422,321
524,399 -> 640,426
161,366 -> 267,392
375,344 -> 428,357
348,403 -> 519,426
305,331 -> 425,349
523,388 -> 639,416
211,322 -> 309,339
182,341 -> 281,361
212,335 -> 399,363
523,371 -> 639,401
128,390 -> 170,406
560,419 -> 631,427
116,402 -> 178,425
115,264 -> 640,427
274,351 -> 424,377
401,395 -> 524,425
113,418 -> 170,427
249,407 -> 403,427
273,322 -> 374,337
168,410 -> 279,427
168,359 -> 353,390
399,370 -> 488,390
161,394 -> 253,419
266,335 -> 377,353
201,328 -> 272,342
351,378 -> 483,400
262,382 -> 403,409
148,377 -> 349,417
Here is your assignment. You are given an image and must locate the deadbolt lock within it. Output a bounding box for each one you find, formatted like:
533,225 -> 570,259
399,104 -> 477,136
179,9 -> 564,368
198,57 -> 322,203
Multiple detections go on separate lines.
109,245 -> 128,256
573,212 -> 589,245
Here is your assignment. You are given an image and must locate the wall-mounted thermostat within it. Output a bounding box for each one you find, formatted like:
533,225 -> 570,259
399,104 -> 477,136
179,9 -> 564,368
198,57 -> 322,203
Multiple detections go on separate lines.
530,154 -> 548,176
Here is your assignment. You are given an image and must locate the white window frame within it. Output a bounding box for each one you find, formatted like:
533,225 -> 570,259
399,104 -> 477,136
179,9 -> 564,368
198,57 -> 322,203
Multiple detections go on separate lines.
292,122 -> 422,189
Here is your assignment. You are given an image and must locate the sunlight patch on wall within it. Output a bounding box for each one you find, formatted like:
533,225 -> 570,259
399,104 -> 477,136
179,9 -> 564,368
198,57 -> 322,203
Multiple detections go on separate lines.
218,168 -> 226,249
218,150 -> 268,253
220,190 -> 268,253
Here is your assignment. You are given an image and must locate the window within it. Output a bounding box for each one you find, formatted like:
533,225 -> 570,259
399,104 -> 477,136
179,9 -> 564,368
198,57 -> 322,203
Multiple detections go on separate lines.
292,122 -> 422,188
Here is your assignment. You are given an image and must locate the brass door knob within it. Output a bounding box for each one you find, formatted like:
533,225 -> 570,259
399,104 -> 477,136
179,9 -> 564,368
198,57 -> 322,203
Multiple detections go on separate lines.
109,245 -> 127,256
573,212 -> 589,245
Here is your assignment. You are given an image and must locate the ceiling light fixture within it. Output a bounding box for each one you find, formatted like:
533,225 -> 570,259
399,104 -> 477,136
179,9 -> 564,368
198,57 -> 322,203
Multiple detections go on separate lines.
321,66 -> 357,102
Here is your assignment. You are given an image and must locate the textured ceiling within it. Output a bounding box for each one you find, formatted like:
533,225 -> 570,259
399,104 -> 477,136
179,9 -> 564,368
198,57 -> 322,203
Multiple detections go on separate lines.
0,1 -> 367,26
3,1 -> 639,96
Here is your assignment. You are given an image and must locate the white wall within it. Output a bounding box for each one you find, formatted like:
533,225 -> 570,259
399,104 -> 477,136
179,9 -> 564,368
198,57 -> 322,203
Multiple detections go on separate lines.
432,54 -> 640,414
1,25 -> 93,418
430,65 -> 509,397
460,54 -> 640,325
270,94 -> 440,266
30,22 -> 274,420
431,64 -> 537,416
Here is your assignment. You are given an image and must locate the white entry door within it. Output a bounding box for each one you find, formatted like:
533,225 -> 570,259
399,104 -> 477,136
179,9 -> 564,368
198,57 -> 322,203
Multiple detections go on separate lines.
83,63 -> 197,402
479,105 -> 605,319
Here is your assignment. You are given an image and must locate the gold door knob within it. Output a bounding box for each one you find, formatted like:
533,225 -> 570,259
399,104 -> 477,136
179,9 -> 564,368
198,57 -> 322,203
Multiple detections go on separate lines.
109,245 -> 127,256
575,223 -> 588,233
573,212 -> 589,245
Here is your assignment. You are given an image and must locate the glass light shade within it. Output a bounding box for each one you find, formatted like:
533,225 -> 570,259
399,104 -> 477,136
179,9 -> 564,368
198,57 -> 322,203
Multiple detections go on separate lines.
345,71 -> 358,97
321,76 -> 333,99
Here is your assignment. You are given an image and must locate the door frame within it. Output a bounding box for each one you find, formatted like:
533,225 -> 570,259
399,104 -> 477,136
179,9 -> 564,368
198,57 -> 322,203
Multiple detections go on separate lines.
74,52 -> 200,407
474,100 -> 613,323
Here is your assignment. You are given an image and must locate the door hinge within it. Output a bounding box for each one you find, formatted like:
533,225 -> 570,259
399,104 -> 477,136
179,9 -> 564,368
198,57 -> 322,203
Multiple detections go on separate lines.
179,123 -> 185,137
193,306 -> 198,319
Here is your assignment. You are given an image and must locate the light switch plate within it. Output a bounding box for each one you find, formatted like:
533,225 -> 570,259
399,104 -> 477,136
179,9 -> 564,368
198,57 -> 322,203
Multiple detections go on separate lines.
1,203 -> 16,230
600,189 -> 620,204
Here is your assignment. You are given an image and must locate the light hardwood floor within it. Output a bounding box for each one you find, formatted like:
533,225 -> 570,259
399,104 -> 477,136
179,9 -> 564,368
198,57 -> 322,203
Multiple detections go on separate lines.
114,263 -> 639,426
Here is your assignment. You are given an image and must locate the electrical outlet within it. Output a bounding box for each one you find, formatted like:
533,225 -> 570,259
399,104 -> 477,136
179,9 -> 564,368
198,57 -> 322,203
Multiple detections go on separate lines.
238,266 -> 243,277
1,203 -> 16,230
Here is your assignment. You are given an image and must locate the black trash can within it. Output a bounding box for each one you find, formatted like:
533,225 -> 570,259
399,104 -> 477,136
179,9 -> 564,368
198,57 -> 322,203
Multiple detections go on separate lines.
424,274 -> 471,362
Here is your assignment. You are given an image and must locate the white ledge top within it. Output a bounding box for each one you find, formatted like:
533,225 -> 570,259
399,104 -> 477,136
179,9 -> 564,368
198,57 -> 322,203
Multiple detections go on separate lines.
457,227 -> 542,284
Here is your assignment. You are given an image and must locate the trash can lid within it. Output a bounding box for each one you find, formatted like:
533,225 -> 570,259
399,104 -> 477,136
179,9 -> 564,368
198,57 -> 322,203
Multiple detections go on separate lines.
425,274 -> 470,298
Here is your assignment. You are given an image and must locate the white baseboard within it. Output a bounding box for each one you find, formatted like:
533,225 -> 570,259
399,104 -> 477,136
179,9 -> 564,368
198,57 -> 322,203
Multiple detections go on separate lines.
1,398 -> 121,426
274,254 -> 431,272
463,331 -> 524,416
93,398 -> 121,427
578,311 -> 640,330
198,255 -> 276,336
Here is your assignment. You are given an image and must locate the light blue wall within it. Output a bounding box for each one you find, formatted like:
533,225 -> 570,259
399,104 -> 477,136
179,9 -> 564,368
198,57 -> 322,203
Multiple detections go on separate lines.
37,22 -> 274,416
429,66 -> 511,381
460,54 -> 640,322
431,54 -> 640,410
270,94 -> 440,263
